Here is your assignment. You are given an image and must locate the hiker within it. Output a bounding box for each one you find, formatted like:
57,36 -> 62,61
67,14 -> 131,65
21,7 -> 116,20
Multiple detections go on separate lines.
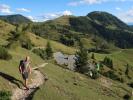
19,56 -> 32,90
95,62 -> 100,72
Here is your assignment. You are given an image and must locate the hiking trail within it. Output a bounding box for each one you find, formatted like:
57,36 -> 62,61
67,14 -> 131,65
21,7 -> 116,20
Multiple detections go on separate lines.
11,63 -> 48,100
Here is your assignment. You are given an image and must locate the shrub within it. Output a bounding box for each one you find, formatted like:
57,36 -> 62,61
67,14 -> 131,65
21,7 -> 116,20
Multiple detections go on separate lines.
123,94 -> 131,100
0,91 -> 11,100
19,32 -> 33,50
91,53 -> 95,59
103,56 -> 113,69
103,70 -> 123,82
128,82 -> 133,88
60,35 -> 75,46
33,48 -> 46,60
0,46 -> 12,60
91,69 -> 100,79
21,40 -> 32,50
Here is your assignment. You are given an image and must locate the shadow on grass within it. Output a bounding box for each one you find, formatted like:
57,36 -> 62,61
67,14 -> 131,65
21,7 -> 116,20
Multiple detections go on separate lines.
0,72 -> 23,89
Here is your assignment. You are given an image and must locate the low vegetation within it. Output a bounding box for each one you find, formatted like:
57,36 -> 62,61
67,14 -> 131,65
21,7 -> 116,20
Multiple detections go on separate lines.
32,48 -> 46,60
0,46 -> 12,60
0,91 -> 11,100
0,11 -> 133,100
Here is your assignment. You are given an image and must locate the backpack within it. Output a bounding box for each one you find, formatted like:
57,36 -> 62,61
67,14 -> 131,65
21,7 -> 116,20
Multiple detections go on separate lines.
19,60 -> 29,72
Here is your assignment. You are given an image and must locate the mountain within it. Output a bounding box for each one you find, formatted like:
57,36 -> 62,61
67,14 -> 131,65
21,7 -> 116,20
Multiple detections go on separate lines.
31,11 -> 133,49
0,12 -> 133,100
87,11 -> 129,30
0,14 -> 32,25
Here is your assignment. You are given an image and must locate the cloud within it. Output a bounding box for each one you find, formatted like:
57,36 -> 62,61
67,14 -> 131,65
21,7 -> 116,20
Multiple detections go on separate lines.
40,10 -> 73,21
115,7 -> 121,10
68,0 -> 133,6
17,8 -> 30,12
117,8 -> 133,23
63,10 -> 72,15
0,4 -> 13,14
27,16 -> 38,22
68,0 -> 107,6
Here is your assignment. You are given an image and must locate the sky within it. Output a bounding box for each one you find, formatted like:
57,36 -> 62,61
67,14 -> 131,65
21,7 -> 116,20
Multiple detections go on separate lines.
0,0 -> 133,23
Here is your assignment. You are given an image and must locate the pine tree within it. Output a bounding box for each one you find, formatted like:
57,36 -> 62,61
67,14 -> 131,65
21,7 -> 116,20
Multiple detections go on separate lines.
125,64 -> 129,76
45,41 -> 53,59
75,41 -> 88,73
109,59 -> 113,69
91,53 -> 95,59
103,56 -> 113,69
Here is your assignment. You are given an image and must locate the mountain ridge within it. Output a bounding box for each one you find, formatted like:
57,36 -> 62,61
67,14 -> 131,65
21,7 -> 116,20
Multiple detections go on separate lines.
0,14 -> 32,25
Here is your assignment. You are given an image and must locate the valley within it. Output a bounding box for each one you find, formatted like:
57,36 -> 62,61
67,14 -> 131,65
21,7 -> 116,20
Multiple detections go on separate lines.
0,11 -> 133,100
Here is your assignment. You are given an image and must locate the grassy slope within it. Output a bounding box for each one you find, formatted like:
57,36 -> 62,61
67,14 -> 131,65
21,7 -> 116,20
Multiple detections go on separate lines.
33,63 -> 131,100
0,31 -> 133,99
28,33 -> 76,54
92,49 -> 133,83
51,15 -> 73,26
0,20 -> 15,46
95,49 -> 133,69
0,32 -> 76,91
0,47 -> 44,91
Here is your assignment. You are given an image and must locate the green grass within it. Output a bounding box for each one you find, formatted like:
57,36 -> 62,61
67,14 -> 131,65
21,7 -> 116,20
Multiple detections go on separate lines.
0,20 -> 15,46
33,63 -> 132,100
52,15 -> 73,26
91,49 -> 133,83
0,31 -> 76,91
0,47 -> 45,91
80,38 -> 95,48
0,31 -> 133,99
28,33 -> 76,54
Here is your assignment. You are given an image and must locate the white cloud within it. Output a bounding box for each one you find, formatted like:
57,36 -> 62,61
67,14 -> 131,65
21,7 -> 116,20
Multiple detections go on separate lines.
117,8 -> 133,23
63,10 -> 72,15
68,0 -> 107,6
68,0 -> 133,6
0,4 -> 13,14
116,7 -> 121,10
17,8 -> 30,12
40,10 -> 73,21
27,16 -> 38,22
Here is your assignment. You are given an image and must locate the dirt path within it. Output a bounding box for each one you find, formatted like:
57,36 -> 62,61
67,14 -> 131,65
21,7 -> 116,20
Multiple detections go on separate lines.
30,46 -> 45,52
11,63 -> 48,100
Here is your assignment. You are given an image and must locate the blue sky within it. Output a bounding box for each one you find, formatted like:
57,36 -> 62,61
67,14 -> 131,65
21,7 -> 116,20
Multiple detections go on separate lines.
0,0 -> 133,23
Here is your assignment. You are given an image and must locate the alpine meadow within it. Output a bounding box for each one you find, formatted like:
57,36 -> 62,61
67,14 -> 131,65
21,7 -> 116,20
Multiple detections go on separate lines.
0,0 -> 133,100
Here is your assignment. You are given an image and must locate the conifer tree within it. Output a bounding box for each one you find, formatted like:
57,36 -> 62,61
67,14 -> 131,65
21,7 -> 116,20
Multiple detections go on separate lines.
75,41 -> 88,73
45,41 -> 53,59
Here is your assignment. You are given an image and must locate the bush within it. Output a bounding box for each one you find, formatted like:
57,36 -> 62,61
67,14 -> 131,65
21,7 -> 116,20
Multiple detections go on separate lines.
33,49 -> 46,60
60,35 -> 75,46
91,69 -> 100,79
21,40 -> 32,50
0,91 -> 11,100
103,70 -> 123,82
103,57 -> 113,69
128,82 -> 133,88
123,94 -> 131,100
19,32 -> 33,50
0,46 -> 12,60
91,53 -> 95,59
